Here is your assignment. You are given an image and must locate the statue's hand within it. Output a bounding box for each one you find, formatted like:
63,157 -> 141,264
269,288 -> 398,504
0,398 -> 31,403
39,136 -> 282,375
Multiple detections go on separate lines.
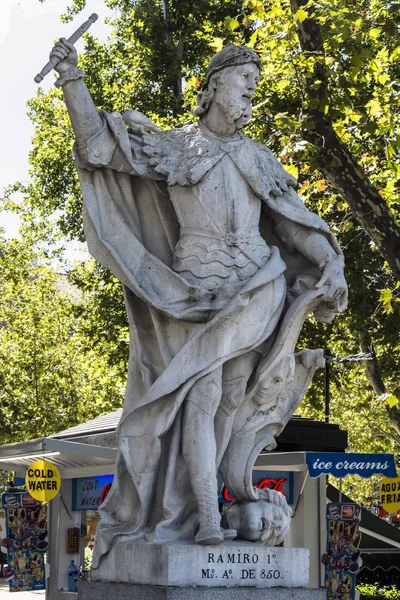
315,256 -> 348,311
49,38 -> 78,74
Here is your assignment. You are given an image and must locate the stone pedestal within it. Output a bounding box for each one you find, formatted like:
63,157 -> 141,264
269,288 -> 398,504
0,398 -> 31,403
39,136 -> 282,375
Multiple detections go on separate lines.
78,582 -> 326,600
92,541 -> 309,588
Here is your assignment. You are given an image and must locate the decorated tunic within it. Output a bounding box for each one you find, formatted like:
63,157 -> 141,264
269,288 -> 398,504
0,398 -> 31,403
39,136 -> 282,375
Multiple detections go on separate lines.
76,114 -> 341,306
170,153 -> 270,293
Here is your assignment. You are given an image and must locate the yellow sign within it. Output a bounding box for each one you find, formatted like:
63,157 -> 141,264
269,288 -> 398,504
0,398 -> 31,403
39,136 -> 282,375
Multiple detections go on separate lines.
25,459 -> 61,502
380,476 -> 400,514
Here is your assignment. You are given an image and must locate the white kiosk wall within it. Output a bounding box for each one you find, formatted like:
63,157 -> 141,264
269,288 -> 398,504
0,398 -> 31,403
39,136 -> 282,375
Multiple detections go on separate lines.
48,479 -> 82,600
284,472 -> 326,588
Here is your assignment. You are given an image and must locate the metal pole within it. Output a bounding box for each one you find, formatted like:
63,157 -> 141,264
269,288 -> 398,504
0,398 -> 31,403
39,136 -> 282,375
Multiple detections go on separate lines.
324,349 -> 330,423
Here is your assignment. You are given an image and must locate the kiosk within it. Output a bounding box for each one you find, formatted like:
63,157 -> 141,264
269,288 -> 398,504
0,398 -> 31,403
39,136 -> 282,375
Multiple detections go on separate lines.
0,410 -> 349,599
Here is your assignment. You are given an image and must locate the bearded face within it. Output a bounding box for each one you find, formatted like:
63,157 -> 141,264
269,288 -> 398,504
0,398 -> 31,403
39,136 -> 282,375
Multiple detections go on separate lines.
213,63 -> 260,129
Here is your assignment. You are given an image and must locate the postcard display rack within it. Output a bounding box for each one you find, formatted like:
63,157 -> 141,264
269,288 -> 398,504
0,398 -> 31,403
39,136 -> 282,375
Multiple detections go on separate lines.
1,491 -> 47,592
322,502 -> 362,600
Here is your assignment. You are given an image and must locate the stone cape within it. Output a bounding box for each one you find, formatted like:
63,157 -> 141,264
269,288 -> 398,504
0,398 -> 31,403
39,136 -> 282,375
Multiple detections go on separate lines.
73,112 -> 343,569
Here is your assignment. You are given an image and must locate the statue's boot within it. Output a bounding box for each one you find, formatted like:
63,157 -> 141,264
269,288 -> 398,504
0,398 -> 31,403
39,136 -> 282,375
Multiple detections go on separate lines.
183,368 -> 237,545
215,352 -> 259,467
222,528 -> 237,540
194,474 -> 224,545
215,375 -> 247,467
195,527 -> 237,544
195,527 -> 223,545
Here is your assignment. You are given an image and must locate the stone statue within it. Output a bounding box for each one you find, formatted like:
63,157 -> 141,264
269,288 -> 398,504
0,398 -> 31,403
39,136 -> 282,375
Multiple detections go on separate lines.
49,39 -> 347,567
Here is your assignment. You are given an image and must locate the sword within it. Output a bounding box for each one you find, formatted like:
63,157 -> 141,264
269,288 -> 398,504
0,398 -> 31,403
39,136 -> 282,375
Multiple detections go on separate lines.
34,13 -> 98,84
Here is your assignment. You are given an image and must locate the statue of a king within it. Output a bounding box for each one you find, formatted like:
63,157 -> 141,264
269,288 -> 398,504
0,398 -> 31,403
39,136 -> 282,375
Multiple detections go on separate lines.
48,38 -> 348,566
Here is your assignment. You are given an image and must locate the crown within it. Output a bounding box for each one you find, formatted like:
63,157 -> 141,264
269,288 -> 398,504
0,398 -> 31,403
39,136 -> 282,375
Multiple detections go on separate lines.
203,43 -> 261,89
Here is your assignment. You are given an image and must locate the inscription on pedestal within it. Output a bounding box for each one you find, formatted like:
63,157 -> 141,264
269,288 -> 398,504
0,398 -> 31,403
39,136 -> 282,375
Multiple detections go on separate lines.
201,550 -> 282,584
169,544 -> 309,587
92,540 -> 310,588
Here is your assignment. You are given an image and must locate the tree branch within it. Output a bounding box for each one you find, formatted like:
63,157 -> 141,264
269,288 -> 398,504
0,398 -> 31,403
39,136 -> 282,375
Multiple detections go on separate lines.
360,408 -> 400,444
359,332 -> 386,396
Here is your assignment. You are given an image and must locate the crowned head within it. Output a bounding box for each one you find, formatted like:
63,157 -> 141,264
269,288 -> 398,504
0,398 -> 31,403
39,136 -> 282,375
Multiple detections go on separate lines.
193,43 -> 261,130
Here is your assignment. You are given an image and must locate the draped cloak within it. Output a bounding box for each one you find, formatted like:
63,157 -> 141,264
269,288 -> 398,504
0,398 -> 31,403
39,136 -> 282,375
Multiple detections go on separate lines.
74,112 -> 343,567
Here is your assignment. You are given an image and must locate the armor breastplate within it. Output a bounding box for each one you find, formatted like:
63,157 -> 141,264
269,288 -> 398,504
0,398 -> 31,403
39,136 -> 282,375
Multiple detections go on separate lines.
169,156 -> 270,292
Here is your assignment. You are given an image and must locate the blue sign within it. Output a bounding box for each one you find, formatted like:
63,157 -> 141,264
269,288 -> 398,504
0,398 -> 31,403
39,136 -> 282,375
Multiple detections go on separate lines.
72,474 -> 114,511
307,453 -> 397,479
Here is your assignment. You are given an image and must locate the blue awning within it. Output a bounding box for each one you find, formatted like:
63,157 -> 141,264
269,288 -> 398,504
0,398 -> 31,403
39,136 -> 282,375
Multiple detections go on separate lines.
306,452 -> 397,478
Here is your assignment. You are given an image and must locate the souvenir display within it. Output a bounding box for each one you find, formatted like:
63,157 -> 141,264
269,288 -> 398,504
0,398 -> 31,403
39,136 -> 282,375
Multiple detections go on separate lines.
1,492 -> 47,592
322,503 -> 362,600
67,527 -> 80,554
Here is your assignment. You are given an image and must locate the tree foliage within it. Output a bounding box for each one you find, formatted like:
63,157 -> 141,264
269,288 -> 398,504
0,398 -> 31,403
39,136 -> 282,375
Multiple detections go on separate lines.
358,584 -> 400,600
2,0 -> 399,498
0,234 -> 126,444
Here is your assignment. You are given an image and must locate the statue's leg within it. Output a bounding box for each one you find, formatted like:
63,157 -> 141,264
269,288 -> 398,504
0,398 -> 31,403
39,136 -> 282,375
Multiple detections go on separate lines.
182,366 -> 223,545
215,351 -> 259,467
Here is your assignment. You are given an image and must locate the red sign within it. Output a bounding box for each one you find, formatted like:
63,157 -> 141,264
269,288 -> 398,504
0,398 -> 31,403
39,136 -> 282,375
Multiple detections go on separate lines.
222,478 -> 288,502
100,483 -> 112,504
342,505 -> 356,520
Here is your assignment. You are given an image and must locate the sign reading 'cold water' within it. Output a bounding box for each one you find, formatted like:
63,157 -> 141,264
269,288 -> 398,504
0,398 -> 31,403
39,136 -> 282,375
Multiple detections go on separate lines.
25,460 -> 61,502
72,474 -> 114,510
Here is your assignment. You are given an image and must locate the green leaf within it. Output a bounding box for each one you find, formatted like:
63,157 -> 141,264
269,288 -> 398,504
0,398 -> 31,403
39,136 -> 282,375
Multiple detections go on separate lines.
386,395 -> 399,408
368,28 -> 382,40
379,288 -> 392,305
390,47 -> 400,61
284,163 -> 299,179
366,99 -> 383,118
248,31 -> 259,49
224,17 -> 240,31
277,80 -> 291,93
378,73 -> 390,85
294,7 -> 308,22
209,38 -> 225,53
351,55 -> 363,68
186,76 -> 201,90
348,112 -> 362,123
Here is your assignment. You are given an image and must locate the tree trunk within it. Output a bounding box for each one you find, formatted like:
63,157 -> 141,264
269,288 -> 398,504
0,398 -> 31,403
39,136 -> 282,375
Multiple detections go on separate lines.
359,331 -> 400,438
161,0 -> 184,102
290,0 -> 400,280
